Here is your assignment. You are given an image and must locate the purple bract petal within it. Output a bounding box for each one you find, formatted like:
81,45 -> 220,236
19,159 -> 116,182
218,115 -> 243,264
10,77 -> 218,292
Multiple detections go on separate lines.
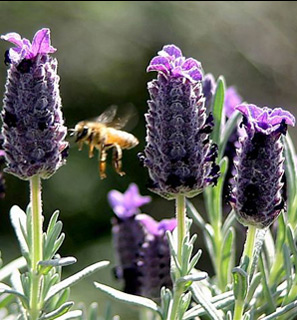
159,44 -> 182,59
108,183 -> 151,219
1,28 -> 56,65
147,44 -> 203,83
236,104 -> 295,134
136,214 -> 177,236
224,87 -> 242,118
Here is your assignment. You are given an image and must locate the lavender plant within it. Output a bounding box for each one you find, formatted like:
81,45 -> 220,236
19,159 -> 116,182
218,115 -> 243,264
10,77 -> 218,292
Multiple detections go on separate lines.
1,30 -> 297,320
93,44 -> 297,320
0,29 -> 109,320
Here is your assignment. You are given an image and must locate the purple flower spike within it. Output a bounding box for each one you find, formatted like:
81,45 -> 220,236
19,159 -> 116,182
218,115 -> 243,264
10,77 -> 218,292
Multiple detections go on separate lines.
142,45 -> 219,199
225,87 -> 242,118
108,183 -> 151,219
230,104 -> 295,228
1,29 -> 68,180
1,28 -> 56,65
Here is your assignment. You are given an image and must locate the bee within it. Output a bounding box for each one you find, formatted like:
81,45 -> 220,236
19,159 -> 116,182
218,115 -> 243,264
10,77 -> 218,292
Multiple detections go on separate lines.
71,105 -> 139,179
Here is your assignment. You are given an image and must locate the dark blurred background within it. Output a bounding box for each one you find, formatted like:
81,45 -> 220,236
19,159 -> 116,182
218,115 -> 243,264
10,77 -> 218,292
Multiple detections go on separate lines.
0,1 -> 297,318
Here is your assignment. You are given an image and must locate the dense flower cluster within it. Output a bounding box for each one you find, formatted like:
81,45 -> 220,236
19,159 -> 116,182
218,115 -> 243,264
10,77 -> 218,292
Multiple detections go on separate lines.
109,184 -> 176,299
1,29 -> 68,180
0,136 -> 6,198
142,45 -> 219,199
230,104 -> 295,228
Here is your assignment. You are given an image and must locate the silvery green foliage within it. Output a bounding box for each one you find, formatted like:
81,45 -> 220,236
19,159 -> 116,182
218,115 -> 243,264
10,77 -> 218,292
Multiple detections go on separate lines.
0,206 -> 109,319
94,74 -> 297,319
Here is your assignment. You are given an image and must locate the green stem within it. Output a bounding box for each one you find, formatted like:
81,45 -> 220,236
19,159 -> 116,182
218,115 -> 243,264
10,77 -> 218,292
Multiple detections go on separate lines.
233,300 -> 245,320
233,225 -> 257,320
241,225 -> 257,274
169,195 -> 186,320
29,175 -> 43,320
176,195 -> 186,262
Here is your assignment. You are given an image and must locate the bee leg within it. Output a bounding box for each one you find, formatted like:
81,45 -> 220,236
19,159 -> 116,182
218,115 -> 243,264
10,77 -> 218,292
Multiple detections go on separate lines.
112,144 -> 125,176
99,147 -> 107,179
88,143 -> 95,158
78,141 -> 84,151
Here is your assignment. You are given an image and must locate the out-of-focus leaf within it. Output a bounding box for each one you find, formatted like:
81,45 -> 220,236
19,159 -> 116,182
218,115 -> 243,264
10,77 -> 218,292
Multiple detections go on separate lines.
0,257 -> 26,281
94,282 -> 160,314
190,282 -> 224,320
45,261 -> 109,304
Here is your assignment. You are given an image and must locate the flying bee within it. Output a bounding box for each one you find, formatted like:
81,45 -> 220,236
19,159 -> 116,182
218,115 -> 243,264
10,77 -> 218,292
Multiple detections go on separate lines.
71,105 -> 139,179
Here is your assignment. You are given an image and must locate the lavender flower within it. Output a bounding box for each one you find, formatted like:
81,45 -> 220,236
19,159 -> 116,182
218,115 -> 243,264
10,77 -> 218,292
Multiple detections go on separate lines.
230,104 -> 295,228
1,29 -> 68,180
108,183 -> 151,219
109,184 -> 176,299
142,45 -> 219,199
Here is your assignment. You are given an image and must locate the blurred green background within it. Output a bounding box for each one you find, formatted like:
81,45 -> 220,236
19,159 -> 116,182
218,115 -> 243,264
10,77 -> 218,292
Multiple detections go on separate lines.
0,1 -> 297,318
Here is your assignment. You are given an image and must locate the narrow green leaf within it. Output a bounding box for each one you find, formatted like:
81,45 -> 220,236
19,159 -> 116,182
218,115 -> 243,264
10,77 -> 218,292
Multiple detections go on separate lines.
54,310 -> 83,320
179,292 -> 192,318
188,250 -> 202,272
232,267 -> 248,301
44,221 -> 63,260
0,257 -> 26,281
211,76 -> 226,145
184,290 -> 234,319
186,200 -> 206,229
262,229 -> 275,270
10,206 -> 29,257
260,300 -> 297,320
88,302 -> 99,320
54,288 -> 70,310
45,261 -> 109,304
245,272 -> 261,306
286,225 -> 297,270
94,282 -> 160,314
42,301 -> 74,319
0,286 -> 29,309
46,211 -> 60,237
190,282 -> 224,320
258,254 -> 275,313
222,210 -> 236,236
176,272 -> 208,285
220,227 -> 235,286
0,292 -> 14,309
39,257 -> 77,268
284,134 -> 297,206
282,243 -> 293,298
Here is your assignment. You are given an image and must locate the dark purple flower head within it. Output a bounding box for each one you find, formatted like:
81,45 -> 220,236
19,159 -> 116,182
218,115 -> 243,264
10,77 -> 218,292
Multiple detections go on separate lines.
1,28 -> 68,180
225,87 -> 242,118
143,45 -> 219,199
1,29 -> 56,65
230,104 -> 295,228
108,183 -> 151,219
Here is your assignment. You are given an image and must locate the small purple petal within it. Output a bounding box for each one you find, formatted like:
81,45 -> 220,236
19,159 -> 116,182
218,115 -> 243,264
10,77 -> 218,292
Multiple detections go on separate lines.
147,56 -> 170,74
1,32 -> 24,47
158,218 -> 177,233
108,183 -> 151,219
224,87 -> 242,118
30,28 -> 56,57
136,214 -> 159,235
182,58 -> 201,71
188,68 -> 203,81
159,45 -> 182,59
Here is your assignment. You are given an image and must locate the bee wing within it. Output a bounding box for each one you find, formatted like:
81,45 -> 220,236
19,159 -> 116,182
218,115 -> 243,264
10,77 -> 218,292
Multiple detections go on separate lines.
106,104 -> 138,130
95,105 -> 118,124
